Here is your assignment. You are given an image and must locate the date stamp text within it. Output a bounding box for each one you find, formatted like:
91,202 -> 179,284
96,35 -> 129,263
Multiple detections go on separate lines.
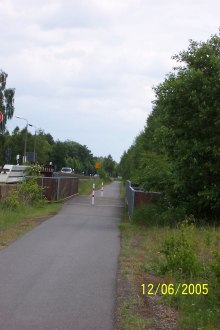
141,283 -> 208,295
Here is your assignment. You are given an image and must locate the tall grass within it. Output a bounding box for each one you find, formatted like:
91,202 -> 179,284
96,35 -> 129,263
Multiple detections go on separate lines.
158,221 -> 220,329
117,205 -> 220,329
0,203 -> 62,231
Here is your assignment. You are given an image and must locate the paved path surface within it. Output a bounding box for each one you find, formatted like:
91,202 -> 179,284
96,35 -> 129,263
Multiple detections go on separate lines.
0,181 -> 124,330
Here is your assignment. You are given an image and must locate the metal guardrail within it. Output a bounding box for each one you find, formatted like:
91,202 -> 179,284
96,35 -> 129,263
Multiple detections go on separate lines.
125,180 -> 161,219
125,181 -> 135,218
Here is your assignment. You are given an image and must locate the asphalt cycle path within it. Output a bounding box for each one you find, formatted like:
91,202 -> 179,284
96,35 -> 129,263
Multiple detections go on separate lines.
0,181 -> 124,330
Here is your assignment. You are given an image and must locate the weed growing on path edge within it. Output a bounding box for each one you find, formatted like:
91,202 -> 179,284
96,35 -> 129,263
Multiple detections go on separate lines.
159,221 -> 201,278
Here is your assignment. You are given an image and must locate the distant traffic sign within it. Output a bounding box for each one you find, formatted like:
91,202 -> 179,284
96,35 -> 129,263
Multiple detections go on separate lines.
95,162 -> 101,169
0,111 -> 3,123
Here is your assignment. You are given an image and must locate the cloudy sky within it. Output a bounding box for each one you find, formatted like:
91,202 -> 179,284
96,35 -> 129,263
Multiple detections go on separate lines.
1,0 -> 220,162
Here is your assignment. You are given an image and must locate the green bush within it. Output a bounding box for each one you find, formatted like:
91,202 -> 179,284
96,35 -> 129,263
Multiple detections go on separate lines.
132,204 -> 186,227
25,164 -> 42,176
18,178 -> 43,204
98,168 -> 107,180
132,204 -> 163,226
159,220 -> 201,278
160,206 -> 186,226
1,189 -> 20,210
1,179 -> 43,210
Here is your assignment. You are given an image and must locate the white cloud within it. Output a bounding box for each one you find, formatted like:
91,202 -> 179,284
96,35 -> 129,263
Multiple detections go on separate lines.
2,0 -> 220,162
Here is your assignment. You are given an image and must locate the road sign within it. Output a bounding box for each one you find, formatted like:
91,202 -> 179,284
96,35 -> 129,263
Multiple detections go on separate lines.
95,162 -> 101,169
0,111 -> 3,123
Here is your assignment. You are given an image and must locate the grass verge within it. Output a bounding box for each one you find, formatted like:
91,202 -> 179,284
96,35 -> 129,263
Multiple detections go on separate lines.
0,202 -> 62,250
115,207 -> 220,329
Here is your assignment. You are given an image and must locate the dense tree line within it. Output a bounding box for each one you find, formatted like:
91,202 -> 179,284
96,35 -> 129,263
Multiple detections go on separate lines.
1,126 -> 118,175
1,126 -> 93,173
119,31 -> 220,221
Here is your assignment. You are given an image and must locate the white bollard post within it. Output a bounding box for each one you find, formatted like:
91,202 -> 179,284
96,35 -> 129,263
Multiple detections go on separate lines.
92,183 -> 95,205
101,182 -> 104,197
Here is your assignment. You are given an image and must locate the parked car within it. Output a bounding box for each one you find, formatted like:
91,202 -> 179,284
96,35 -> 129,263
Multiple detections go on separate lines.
61,167 -> 73,174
